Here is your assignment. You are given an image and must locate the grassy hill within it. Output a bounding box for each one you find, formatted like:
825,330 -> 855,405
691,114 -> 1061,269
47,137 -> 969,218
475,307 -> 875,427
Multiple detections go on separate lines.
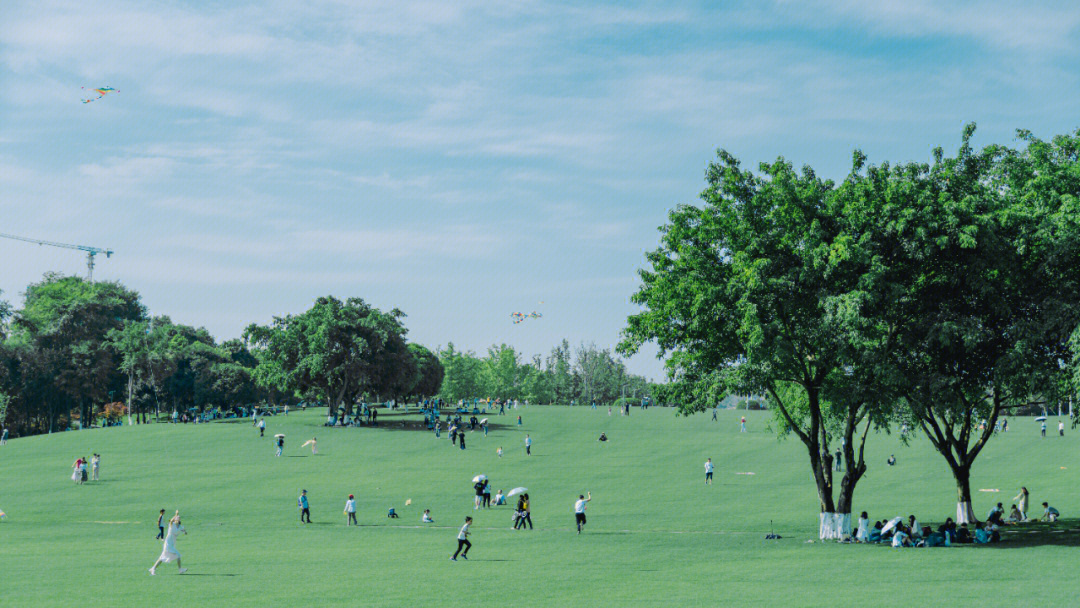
1,406 -> 1076,606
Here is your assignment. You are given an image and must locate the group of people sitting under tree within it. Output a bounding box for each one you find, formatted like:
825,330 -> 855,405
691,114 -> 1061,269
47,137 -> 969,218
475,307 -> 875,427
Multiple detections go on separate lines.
852,498 -> 1062,547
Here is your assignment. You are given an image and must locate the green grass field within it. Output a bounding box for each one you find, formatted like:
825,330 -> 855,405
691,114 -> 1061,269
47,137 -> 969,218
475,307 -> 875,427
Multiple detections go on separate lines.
1,407 -> 1077,607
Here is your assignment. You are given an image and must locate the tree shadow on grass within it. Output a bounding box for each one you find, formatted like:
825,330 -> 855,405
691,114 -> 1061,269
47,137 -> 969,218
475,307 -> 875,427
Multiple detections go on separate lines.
986,519 -> 1080,548
182,573 -> 241,576
318,414 -> 517,435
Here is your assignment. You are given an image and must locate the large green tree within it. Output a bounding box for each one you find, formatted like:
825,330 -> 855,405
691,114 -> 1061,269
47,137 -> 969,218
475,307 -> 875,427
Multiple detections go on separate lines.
620,150 -> 898,538
877,127 -> 1080,522
245,296 -> 411,416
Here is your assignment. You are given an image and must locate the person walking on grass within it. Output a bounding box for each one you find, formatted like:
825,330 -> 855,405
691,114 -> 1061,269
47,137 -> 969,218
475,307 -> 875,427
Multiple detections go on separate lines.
298,490 -> 311,523
1,427 -> 8,445
705,458 -> 714,485
344,494 -> 357,526
712,407 -> 718,422
156,509 -> 166,539
497,446 -> 503,458
451,516 -> 472,561
1059,420 -> 1065,437
515,494 -> 533,530
574,492 -> 592,534
525,434 -> 532,456
149,511 -> 187,575
91,453 -> 100,481
740,416 -> 747,433
1041,420 -> 1047,438
459,431 -> 467,450
482,480 -> 492,508
474,479 -> 485,510
258,418 -> 265,437
276,435 -> 285,457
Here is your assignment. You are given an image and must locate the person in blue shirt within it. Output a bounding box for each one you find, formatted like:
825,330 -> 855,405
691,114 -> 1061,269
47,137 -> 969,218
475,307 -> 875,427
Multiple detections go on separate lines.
298,490 -> 311,523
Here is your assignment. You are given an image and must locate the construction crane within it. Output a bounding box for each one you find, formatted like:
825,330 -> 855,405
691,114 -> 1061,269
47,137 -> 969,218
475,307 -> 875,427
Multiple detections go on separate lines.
0,232 -> 114,282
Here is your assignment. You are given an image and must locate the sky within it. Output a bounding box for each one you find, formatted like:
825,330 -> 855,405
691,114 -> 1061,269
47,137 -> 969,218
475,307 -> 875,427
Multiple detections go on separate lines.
2,1 -> 1079,381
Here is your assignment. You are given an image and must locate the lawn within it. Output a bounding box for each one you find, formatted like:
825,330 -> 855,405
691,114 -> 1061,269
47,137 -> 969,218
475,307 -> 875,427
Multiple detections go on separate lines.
1,406 -> 1076,607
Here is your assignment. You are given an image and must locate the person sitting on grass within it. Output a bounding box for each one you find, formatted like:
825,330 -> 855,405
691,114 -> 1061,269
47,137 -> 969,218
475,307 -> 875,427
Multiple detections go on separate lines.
868,520 -> 883,543
1007,504 -> 1023,523
887,454 -> 896,466
986,502 -> 1005,526
422,509 -> 434,523
387,508 -> 399,519
891,525 -> 913,547
494,490 -> 506,505
1041,502 -> 1060,522
974,523 -> 1000,544
598,432 -> 608,442
908,515 -> 922,539
921,527 -> 945,547
955,523 -> 973,544
937,518 -> 957,542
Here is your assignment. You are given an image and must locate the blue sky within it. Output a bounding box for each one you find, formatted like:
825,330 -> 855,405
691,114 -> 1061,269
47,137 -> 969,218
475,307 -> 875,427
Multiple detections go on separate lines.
2,1 -> 1079,380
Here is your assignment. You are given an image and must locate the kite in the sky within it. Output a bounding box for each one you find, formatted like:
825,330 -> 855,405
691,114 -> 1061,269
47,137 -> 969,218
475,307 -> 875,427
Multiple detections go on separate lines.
510,311 -> 543,324
81,86 -> 118,103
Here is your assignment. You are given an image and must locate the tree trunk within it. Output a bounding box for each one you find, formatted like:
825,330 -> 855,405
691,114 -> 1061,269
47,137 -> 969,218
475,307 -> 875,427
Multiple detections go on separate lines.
953,465 -> 975,524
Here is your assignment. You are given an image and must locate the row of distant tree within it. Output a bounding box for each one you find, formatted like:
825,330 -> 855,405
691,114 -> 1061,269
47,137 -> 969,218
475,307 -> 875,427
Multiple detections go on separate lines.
0,279 -> 448,436
436,339 -> 656,406
0,277 -> 659,438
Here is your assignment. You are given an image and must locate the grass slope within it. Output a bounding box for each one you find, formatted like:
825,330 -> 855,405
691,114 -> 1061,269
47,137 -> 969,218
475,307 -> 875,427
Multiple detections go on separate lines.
1,407 -> 1077,607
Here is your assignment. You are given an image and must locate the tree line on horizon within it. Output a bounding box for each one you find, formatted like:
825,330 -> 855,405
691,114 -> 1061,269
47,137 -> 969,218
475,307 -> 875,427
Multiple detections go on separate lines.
620,125 -> 1080,535
0,277 -> 657,438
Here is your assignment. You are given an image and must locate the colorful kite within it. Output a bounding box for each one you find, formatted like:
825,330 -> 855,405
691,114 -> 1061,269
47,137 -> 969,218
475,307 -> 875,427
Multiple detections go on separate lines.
510,311 -> 543,324
81,86 -> 118,103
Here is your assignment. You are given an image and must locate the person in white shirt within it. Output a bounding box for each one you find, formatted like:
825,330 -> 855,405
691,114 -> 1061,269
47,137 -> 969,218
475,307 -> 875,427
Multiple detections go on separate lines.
344,494 -> 357,526
907,516 -> 921,539
525,435 -> 532,455
704,458 -> 714,485
855,512 -> 870,542
1059,421 -> 1065,436
149,511 -> 187,575
574,492 -> 592,534
891,527 -> 911,547
91,454 -> 101,481
451,517 -> 472,561
422,509 -> 434,523
258,418 -> 265,437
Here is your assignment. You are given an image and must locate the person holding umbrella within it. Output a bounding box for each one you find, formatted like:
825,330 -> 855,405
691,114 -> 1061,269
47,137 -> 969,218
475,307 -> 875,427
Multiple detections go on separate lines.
574,492 -> 592,534
473,476 -> 486,510
481,418 -> 489,436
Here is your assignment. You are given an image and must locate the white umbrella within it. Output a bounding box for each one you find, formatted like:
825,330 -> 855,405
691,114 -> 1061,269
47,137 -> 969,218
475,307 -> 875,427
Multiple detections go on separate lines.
274,433 -> 285,438
480,418 -> 488,424
880,516 -> 903,536
1035,416 -> 1047,422
472,474 -> 487,483
507,487 -> 527,497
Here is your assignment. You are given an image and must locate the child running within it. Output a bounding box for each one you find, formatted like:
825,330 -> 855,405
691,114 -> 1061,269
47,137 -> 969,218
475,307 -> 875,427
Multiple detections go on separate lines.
451,516 -> 472,561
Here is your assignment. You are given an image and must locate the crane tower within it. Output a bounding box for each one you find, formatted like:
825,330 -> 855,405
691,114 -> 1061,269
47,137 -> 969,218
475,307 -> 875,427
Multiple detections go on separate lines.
0,232 -> 114,282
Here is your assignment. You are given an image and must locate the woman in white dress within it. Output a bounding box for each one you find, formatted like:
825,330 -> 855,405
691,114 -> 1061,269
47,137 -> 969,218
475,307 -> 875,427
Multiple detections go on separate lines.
149,511 -> 187,575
